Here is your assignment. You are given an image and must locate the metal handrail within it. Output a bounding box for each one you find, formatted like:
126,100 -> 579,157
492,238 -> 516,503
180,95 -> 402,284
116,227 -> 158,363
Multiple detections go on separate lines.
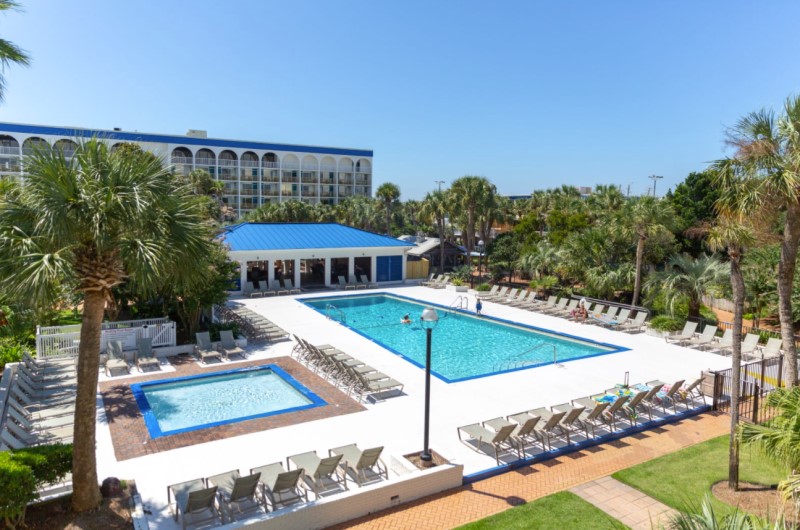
448,296 -> 469,313
325,304 -> 346,322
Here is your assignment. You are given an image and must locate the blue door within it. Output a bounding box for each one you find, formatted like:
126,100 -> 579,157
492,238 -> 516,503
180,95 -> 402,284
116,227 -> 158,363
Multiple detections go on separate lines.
376,256 -> 403,282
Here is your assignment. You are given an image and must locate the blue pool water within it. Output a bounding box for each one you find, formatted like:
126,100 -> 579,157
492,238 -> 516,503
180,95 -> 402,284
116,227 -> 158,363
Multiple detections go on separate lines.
303,294 -> 626,382
131,365 -> 326,438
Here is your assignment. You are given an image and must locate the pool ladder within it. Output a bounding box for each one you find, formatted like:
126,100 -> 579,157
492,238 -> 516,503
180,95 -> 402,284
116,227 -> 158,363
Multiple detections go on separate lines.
447,296 -> 469,316
325,304 -> 346,323
493,343 -> 559,371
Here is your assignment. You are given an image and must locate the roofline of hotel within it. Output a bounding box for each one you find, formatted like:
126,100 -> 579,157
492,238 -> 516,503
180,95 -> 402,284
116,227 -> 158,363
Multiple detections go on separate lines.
0,121 -> 373,158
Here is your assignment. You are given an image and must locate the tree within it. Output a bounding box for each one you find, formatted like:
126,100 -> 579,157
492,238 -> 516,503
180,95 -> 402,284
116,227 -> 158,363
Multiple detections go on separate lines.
621,196 -> 676,306
712,97 -> 800,387
645,254 -> 729,319
665,171 -> 721,255
449,176 -> 495,266
375,182 -> 400,235
420,190 -> 449,273
0,139 -> 211,512
0,1 -> 29,104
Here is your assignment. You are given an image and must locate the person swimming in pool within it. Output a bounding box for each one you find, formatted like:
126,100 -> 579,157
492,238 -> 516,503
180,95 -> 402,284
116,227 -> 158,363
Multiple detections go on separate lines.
401,313 -> 412,324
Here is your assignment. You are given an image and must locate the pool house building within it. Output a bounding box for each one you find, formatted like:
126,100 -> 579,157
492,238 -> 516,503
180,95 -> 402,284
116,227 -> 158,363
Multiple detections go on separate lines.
219,223 -> 415,292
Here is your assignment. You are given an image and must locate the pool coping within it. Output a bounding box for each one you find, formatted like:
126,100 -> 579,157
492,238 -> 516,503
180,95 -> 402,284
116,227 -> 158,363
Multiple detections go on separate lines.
131,364 -> 327,439
299,291 -> 630,383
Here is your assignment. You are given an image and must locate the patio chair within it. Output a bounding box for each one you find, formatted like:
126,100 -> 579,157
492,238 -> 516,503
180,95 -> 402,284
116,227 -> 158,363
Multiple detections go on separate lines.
505,412 -> 543,454
168,478 -> 221,530
357,274 -> 373,289
10,387 -> 75,417
259,281 -> 277,296
283,279 -> 302,294
349,368 -> 404,401
760,337 -> 783,358
531,294 -> 557,312
105,340 -> 130,377
484,286 -> 510,301
7,400 -> 72,430
553,299 -> 579,318
679,377 -> 706,406
602,394 -> 630,431
652,379 -> 686,413
497,290 -> 527,306
457,422 -> 519,465
665,321 -> 699,345
15,378 -> 74,407
477,285 -> 499,299
422,274 -> 442,287
715,329 -> 733,354
542,298 -> 569,315
529,408 -> 568,449
740,333 -> 762,359
0,428 -> 25,450
21,354 -> 75,383
338,275 -> 356,291
348,275 -> 366,290
17,364 -> 75,390
194,332 -> 224,364
6,406 -> 74,442
272,280 -> 289,295
552,404 -> 586,441
363,274 -> 378,288
618,312 -> 647,333
430,275 -> 451,289
287,451 -> 347,499
684,325 -> 718,350
599,308 -> 630,328
250,462 -> 307,511
206,469 -> 265,522
637,382 -> 666,420
21,351 -> 75,373
135,337 -> 161,372
575,400 -> 609,438
219,330 -> 246,360
622,389 -> 650,425
245,281 -> 262,298
328,444 -> 388,487
511,292 -> 538,309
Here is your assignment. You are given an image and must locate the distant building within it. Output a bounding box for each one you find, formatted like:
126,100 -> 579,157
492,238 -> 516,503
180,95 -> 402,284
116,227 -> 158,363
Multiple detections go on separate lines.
0,122 -> 373,218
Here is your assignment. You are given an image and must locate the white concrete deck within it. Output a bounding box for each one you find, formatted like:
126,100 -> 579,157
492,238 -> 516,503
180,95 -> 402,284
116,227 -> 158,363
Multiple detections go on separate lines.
95,285 -> 731,529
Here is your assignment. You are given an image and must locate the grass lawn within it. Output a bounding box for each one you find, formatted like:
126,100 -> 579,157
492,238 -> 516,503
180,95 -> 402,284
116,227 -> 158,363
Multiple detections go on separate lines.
613,434 -> 786,514
456,491 -> 629,530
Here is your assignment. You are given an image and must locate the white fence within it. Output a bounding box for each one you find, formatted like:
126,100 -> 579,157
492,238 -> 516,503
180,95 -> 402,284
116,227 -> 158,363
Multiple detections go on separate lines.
36,317 -> 176,358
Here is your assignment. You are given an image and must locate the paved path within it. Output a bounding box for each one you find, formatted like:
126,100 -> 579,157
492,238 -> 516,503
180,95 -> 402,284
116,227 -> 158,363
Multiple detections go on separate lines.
331,412 -> 729,529
571,476 -> 678,530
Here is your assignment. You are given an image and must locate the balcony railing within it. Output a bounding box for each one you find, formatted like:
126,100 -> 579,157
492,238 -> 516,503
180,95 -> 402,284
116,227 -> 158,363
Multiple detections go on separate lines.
282,163 -> 300,170
355,178 -> 370,185
195,158 -> 216,166
262,176 -> 279,183
240,189 -> 257,196
320,165 -> 337,172
218,159 -> 237,167
171,156 -> 192,165
0,146 -> 20,155
338,178 -> 353,184
262,161 -> 279,168
240,160 -> 259,167
301,176 -> 317,183
240,175 -> 256,182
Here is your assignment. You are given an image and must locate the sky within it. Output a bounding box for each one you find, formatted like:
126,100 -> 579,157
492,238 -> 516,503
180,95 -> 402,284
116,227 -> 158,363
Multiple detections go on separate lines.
2,1 -> 800,200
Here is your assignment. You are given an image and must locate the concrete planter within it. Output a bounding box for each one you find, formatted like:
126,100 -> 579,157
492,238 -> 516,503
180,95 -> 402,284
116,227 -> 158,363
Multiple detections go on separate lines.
645,328 -> 670,339
446,284 -> 468,293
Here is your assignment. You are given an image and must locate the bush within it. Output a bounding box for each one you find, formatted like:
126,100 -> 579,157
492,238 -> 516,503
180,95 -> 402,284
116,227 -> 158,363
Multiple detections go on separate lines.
0,338 -> 25,371
207,321 -> 240,342
450,278 -> 464,287
450,265 -> 472,282
475,283 -> 491,292
0,444 -> 72,529
649,315 -> 684,332
530,275 -> 558,293
699,305 -> 718,326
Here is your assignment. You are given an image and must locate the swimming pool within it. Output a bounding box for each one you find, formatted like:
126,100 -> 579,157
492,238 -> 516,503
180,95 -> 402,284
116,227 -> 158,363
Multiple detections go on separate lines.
302,293 -> 627,382
131,365 -> 326,438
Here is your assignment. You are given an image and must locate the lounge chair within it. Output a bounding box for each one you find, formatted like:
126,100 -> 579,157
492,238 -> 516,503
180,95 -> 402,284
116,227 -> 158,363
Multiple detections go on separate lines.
457,423 -> 519,465
510,292 -> 538,309
21,351 -> 75,373
10,387 -> 75,417
531,295 -> 557,311
529,408 -> 568,449
422,274 -> 442,287
250,462 -> 307,511
7,401 -> 72,430
652,379 -> 686,413
551,404 -> 586,441
715,329 -> 733,353
283,279 -> 302,294
168,479 -> 221,529
17,364 -> 75,389
357,274 -> 377,289
618,312 -> 647,333
21,353 -> 75,381
542,297 -> 569,315
760,337 -> 783,358
575,400 -> 609,438
206,469 -> 265,522
622,389 -> 649,425
684,325 -> 718,350
245,281 -> 262,298
105,340 -> 130,377
329,444 -> 388,487
678,378 -> 705,406
287,451 -> 347,499
496,288 -> 520,304
5,409 -> 73,443
497,290 -> 526,306
338,275 -> 357,291
348,275 -> 366,290
602,394 -> 630,431
504,412 -> 543,454
477,285 -> 499,299
484,286 -> 510,301
740,333 -> 762,359
665,321 -> 699,345
598,308 -> 630,328
219,330 -> 246,360
553,299 -> 579,318
272,280 -> 289,295
349,368 -> 404,401
194,332 -> 224,364
430,275 -> 451,289
136,337 -> 161,372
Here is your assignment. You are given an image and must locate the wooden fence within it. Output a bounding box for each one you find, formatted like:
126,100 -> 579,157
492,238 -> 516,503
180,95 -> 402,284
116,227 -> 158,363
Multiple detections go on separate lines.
36,317 -> 176,358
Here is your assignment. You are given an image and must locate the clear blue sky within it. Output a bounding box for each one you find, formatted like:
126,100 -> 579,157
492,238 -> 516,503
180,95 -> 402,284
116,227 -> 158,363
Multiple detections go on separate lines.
2,1 -> 799,200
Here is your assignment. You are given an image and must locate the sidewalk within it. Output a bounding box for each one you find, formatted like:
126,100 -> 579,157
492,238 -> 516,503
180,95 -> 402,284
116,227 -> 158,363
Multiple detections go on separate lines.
571,477 -> 677,530
331,412 -> 729,529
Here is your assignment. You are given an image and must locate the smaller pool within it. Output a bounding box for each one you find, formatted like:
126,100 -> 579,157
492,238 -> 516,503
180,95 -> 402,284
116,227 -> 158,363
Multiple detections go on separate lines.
131,365 -> 326,438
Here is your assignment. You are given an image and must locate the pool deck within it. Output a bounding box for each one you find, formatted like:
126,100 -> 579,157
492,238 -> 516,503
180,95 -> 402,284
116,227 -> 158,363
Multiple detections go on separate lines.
94,285 -> 732,529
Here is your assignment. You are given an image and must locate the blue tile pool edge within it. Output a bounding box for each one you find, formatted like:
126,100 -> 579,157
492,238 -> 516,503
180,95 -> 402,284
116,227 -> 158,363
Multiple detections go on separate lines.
462,403 -> 712,484
130,364 -> 327,439
298,292 -> 630,384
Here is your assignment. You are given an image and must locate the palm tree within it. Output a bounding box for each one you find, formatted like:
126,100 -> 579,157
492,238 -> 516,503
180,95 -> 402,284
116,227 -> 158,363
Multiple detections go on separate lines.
375,182 -> 400,234
0,1 -> 30,103
667,495 -> 789,529
0,139 -> 211,512
450,176 -> 494,266
622,196 -> 676,306
645,254 -> 729,318
420,190 -> 449,273
712,97 -> 800,387
708,219 -> 756,491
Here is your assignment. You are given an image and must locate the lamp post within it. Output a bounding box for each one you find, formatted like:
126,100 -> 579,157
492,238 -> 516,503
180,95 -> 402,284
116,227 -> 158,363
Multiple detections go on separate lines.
477,240 -> 485,285
648,175 -> 663,197
420,307 -> 439,462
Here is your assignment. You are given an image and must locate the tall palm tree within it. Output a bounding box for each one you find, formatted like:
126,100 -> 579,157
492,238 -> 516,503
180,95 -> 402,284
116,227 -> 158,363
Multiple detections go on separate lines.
645,254 -> 729,318
622,196 -> 676,306
450,176 -> 494,266
712,97 -> 800,387
0,139 -> 211,512
420,190 -> 449,273
708,219 -> 756,491
375,182 -> 400,234
0,1 -> 30,103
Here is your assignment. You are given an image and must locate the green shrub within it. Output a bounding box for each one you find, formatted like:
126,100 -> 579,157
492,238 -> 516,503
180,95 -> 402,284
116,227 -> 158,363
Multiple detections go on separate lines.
650,315 -> 684,332
475,283 -> 491,292
450,265 -> 472,282
207,321 -> 240,342
530,275 -> 558,292
699,305 -> 718,326
450,278 -> 464,287
0,444 -> 71,529
0,338 -> 25,371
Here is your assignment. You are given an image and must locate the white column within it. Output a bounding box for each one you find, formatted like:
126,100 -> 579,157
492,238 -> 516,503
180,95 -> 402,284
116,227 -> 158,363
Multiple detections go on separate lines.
267,260 -> 275,288
239,261 -> 248,292
294,259 -> 301,289
401,253 -> 408,282
347,257 -> 355,281
324,257 -> 332,287
370,256 -> 377,283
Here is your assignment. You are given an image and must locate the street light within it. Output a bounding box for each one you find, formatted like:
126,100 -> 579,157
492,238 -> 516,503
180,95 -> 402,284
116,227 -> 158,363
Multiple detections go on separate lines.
648,175 -> 663,197
434,180 -> 445,192
420,307 -> 439,462
477,240 -> 485,285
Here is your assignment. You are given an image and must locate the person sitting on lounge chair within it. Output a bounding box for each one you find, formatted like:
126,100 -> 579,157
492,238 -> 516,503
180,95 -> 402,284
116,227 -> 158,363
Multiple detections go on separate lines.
400,314 -> 412,324
572,299 -> 588,323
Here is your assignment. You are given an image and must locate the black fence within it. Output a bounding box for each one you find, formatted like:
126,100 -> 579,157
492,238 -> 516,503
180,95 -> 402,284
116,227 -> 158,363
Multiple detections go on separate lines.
711,355 -> 785,423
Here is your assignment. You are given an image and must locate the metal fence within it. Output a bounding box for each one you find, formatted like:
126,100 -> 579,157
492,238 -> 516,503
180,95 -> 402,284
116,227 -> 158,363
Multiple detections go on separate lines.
711,355 -> 785,424
36,317 -> 176,358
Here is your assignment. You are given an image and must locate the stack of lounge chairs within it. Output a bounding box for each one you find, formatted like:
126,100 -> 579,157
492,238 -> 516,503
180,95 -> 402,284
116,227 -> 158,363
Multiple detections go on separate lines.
457,376 -> 705,465
1,352 -> 77,450
214,304 -> 290,344
244,279 -> 302,297
422,275 -> 450,289
291,336 -> 404,402
167,443 -> 386,526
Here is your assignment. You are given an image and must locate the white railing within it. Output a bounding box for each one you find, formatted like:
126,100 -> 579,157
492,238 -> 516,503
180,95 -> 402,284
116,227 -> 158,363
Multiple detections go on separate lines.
262,161 -> 279,168
0,146 -> 20,155
170,156 -> 193,165
36,317 -> 175,358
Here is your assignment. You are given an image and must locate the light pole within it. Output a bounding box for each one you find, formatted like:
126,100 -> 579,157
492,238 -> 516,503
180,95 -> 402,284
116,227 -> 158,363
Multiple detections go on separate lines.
434,180 -> 445,192
477,240 -> 485,284
648,175 -> 663,197
420,307 -> 439,462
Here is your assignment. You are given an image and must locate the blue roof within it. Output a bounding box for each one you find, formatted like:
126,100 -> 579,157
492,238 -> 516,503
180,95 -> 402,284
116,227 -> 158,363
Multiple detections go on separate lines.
219,223 -> 415,251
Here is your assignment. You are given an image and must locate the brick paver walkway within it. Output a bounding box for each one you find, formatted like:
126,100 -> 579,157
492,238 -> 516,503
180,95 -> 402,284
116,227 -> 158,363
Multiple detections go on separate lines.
571,476 -> 677,530
331,412 -> 729,529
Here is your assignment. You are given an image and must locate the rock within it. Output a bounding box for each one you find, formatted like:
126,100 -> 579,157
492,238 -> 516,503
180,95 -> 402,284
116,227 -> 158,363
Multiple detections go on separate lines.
100,477 -> 123,498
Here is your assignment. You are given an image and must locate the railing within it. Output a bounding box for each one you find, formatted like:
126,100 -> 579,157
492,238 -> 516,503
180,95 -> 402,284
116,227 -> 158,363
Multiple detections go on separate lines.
493,343 -> 558,371
448,296 -> 469,313
282,163 -> 300,170
262,161 -> 279,168
320,165 -> 337,172
326,304 -> 346,323
170,156 -> 192,165
301,176 -> 317,183
711,355 -> 785,423
240,160 -> 259,167
36,317 -> 175,358
0,146 -> 20,155
195,158 -> 216,166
